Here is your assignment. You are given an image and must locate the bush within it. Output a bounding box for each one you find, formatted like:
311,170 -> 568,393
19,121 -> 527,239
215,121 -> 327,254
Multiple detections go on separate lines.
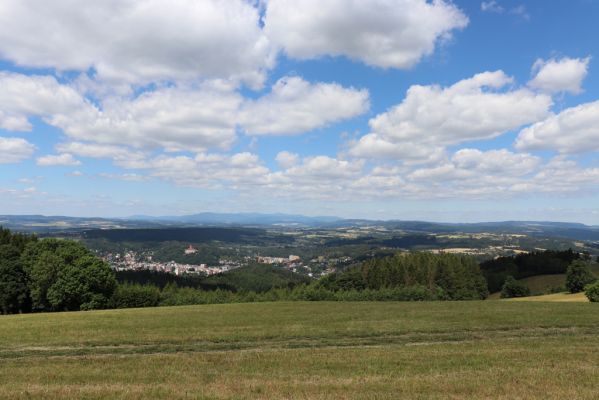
110,284 -> 160,308
585,281 -> 599,302
500,276 -> 530,299
565,261 -> 596,293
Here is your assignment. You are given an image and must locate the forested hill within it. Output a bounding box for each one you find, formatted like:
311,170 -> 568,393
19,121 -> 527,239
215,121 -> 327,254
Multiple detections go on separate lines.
82,227 -> 292,244
116,264 -> 310,293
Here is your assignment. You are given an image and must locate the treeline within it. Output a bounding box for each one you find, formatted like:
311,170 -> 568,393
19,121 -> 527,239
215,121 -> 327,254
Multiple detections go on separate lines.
0,228 -> 116,314
481,249 -> 580,293
110,283 -> 447,309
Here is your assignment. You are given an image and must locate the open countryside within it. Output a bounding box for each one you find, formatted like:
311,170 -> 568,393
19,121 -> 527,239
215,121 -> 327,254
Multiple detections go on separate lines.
2,0 -> 599,398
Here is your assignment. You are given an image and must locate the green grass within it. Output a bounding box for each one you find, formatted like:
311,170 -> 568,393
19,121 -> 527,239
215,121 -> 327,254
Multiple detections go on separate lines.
2,301 -> 599,399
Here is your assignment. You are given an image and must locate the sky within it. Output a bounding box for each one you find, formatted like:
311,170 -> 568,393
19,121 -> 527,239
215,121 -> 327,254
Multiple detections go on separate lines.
0,0 -> 599,223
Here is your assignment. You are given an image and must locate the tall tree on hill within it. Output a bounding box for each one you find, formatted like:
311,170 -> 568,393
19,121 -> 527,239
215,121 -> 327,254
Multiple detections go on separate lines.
565,260 -> 596,293
0,244 -> 31,314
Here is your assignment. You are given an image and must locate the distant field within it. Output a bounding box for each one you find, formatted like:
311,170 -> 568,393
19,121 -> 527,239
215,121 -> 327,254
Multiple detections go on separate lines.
2,301 -> 599,399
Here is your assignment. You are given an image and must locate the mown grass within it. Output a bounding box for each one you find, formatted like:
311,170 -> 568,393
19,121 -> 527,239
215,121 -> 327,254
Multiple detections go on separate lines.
1,301 -> 599,399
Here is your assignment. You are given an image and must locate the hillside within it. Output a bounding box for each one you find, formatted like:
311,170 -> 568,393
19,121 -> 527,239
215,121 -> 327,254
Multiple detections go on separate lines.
2,301 -> 599,398
201,264 -> 311,292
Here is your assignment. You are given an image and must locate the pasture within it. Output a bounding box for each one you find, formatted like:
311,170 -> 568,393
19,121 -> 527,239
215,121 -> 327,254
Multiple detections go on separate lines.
1,301 -> 599,399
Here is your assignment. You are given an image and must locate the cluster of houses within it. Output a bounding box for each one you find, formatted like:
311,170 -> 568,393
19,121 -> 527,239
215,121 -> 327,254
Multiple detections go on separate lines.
102,248 -> 240,276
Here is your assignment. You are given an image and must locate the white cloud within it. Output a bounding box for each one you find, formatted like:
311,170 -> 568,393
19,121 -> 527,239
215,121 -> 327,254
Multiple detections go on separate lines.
408,149 -> 540,182
55,142 -> 149,169
264,0 -> 468,69
97,173 -> 148,182
515,100 -> 599,153
240,76 -> 369,135
67,171 -> 84,177
509,5 -> 530,20
281,156 -> 363,181
350,71 -> 552,161
0,0 -> 274,88
275,151 -> 299,169
36,153 -> 81,167
0,137 -> 36,163
53,83 -> 242,152
531,157 -> 599,192
481,1 -> 504,13
0,72 -> 88,131
529,57 -> 590,94
4,72 -> 369,151
481,2 -> 529,20
144,152 -> 270,189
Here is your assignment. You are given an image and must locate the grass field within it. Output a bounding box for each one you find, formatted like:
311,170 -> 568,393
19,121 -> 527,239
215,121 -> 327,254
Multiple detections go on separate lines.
2,301 -> 599,399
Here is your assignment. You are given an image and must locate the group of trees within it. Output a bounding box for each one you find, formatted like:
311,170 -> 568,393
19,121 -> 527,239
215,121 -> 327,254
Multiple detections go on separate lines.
316,252 -> 489,300
481,249 -> 580,293
0,228 -> 116,314
500,276 -> 531,298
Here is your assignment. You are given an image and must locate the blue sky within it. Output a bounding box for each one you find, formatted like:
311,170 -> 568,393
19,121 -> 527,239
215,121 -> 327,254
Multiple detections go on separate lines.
1,0 -> 598,223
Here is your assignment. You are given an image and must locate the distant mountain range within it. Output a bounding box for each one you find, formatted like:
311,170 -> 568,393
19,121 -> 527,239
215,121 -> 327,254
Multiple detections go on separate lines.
128,212 -> 342,226
1,213 -> 599,242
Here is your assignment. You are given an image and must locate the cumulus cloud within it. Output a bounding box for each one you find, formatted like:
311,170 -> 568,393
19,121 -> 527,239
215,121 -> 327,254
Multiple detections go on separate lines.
275,151 -> 299,169
58,84 -> 242,152
0,0 -> 274,88
409,149 -> 540,182
149,152 -> 270,189
515,100 -> 599,153
264,0 -> 468,69
240,76 -> 369,135
97,173 -> 148,182
3,72 -> 370,151
0,72 -> 87,131
529,57 -> 590,94
0,73 -> 242,152
0,137 -> 36,163
55,142 -> 149,169
350,71 -> 552,161
36,153 -> 81,167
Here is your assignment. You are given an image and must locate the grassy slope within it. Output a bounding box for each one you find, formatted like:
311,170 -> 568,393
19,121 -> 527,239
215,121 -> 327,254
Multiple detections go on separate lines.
2,301 -> 599,399
506,292 -> 589,302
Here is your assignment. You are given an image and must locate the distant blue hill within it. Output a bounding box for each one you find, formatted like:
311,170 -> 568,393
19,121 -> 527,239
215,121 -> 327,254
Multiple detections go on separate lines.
128,212 -> 342,226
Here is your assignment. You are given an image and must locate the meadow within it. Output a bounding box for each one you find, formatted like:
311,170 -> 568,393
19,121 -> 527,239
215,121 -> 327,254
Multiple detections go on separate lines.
1,301 -> 599,399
